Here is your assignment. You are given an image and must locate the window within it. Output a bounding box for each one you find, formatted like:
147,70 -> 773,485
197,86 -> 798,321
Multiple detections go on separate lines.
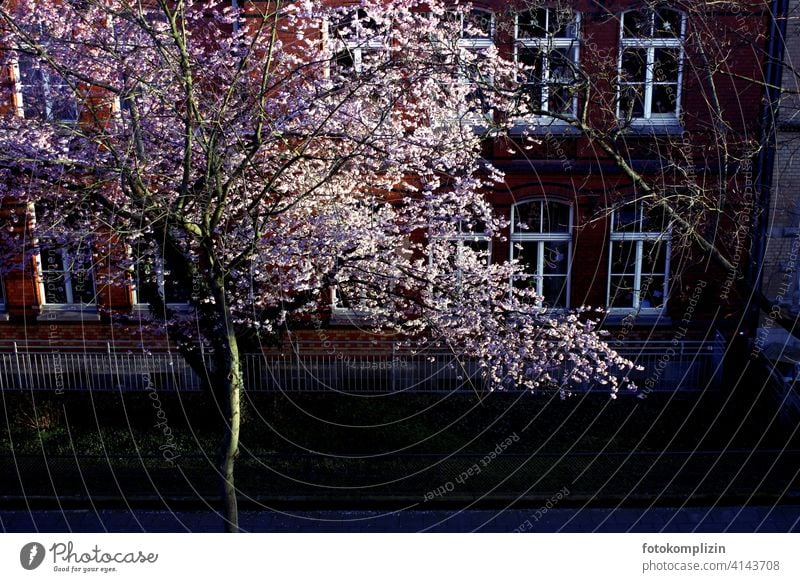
458,9 -> 495,124
453,8 -> 495,42
331,281 -> 368,314
0,274 -> 6,310
515,8 -> 580,118
329,7 -> 386,76
37,242 -> 96,308
430,8 -> 495,127
618,8 -> 684,123
432,220 -> 492,291
131,245 -> 191,307
330,262 -> 377,321
14,24 -> 78,122
607,201 -> 670,312
511,200 -> 571,308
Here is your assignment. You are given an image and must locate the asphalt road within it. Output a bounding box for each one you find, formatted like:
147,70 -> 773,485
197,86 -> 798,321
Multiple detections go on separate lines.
2,505 -> 799,532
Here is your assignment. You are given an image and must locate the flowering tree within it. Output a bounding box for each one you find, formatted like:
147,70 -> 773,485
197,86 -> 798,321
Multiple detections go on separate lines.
0,0 -> 635,531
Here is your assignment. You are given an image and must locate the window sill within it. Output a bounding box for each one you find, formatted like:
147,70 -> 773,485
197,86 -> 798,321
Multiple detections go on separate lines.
36,307 -> 100,322
132,303 -> 194,316
508,119 -> 581,137
329,308 -> 374,326
618,119 -> 684,136
602,310 -> 671,326
0,311 -> 9,322
433,112 -> 495,134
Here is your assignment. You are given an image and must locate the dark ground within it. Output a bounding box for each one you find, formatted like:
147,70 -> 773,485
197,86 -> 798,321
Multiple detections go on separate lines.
2,364 -> 799,531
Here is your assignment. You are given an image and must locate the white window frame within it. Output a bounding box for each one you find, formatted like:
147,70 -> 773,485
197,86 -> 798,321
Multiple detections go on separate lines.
331,283 -> 367,316
431,221 -> 492,291
510,200 -> 572,309
327,7 -> 387,76
607,203 -> 671,313
13,24 -> 79,123
618,8 -> 685,124
455,8 -> 495,50
36,243 -> 97,310
514,9 -> 581,122
458,9 -> 495,126
429,8 -> 496,129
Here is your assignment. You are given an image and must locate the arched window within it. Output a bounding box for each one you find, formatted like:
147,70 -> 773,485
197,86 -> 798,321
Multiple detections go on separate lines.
618,7 -> 685,123
510,200 -> 572,308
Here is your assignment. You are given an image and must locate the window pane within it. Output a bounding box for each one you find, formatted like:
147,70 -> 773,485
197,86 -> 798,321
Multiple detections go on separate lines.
547,85 -> 574,115
543,202 -> 571,233
547,48 -> 578,114
655,9 -> 682,38
40,246 -> 95,305
465,9 -> 492,39
464,238 -> 490,257
517,47 -> 544,110
513,240 -> 539,272
518,46 -> 544,83
622,10 -> 651,38
512,274 -> 540,297
550,11 -> 579,39
134,255 -> 160,305
71,268 -> 95,304
654,49 -> 679,82
517,9 -> 547,38
18,52 -> 77,122
514,201 -> 543,233
652,84 -> 678,114
18,56 -> 49,120
163,270 -> 190,304
614,203 -> 641,232
619,84 -> 643,117
611,241 -> 638,275
640,274 -> 667,308
642,208 -> 668,233
642,241 -> 667,274
331,9 -> 358,41
542,275 -> 568,307
50,91 -> 79,122
549,47 -> 578,83
335,283 -> 355,309
621,49 -> 647,82
610,275 -> 636,308
40,248 -> 68,304
333,48 -> 356,74
543,241 -> 569,275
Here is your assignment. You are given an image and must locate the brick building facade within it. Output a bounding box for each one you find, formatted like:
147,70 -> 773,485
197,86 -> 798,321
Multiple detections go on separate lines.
756,0 -> 800,380
0,1 -> 774,391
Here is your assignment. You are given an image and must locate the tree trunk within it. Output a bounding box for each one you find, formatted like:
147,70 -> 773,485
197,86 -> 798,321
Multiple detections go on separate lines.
220,325 -> 243,533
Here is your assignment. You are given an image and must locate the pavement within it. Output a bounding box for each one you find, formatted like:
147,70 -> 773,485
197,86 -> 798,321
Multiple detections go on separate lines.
2,505 -> 799,532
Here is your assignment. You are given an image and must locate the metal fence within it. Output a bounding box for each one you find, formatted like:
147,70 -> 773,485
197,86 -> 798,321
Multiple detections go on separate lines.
0,336 -> 725,394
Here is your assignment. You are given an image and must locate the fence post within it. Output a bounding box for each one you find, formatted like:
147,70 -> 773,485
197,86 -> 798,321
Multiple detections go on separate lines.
13,341 -> 23,391
391,343 -> 396,393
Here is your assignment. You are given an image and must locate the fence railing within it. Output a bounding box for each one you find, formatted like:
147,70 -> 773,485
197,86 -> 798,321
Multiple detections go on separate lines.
0,336 -> 725,394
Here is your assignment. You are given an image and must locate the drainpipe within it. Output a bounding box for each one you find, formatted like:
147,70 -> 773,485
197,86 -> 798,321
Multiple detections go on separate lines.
748,0 -> 790,344
231,0 -> 240,34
